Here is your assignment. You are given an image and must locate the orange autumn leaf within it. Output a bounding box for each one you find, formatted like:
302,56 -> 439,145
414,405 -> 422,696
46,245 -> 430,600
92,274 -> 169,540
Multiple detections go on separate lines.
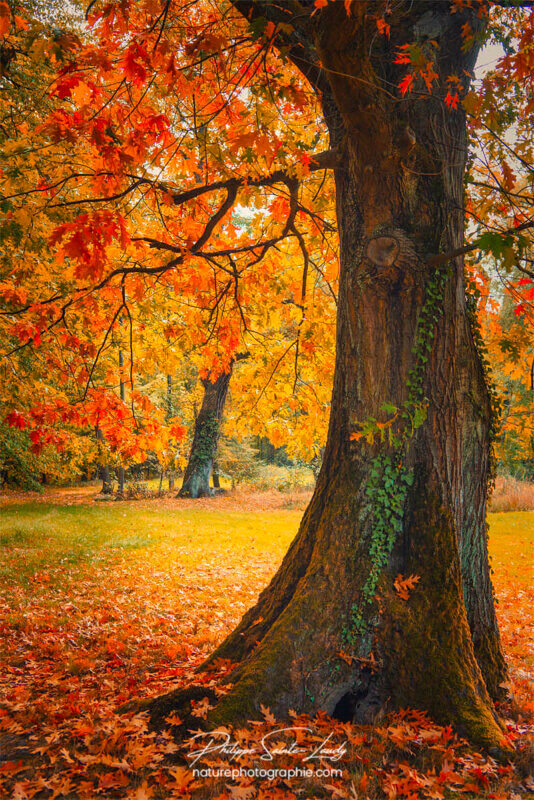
190,697 -> 213,719
0,2 -> 9,36
394,573 -> 421,601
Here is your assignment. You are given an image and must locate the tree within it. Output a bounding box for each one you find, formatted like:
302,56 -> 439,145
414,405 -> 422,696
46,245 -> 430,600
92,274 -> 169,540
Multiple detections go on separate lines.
483,284 -> 534,479
4,0 -> 534,754
2,0 -> 340,492
147,0 -> 514,752
179,363 -> 233,497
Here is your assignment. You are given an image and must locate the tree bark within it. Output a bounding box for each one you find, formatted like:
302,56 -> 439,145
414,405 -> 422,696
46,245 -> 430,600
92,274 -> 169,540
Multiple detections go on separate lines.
167,375 -> 176,492
458,314 -> 507,699
152,1 -> 508,752
96,427 -> 112,495
117,350 -> 126,496
178,366 -> 232,498
212,461 -> 221,489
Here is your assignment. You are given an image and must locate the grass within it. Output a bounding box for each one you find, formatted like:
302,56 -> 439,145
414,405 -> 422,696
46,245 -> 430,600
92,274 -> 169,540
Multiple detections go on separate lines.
1,498 -> 531,588
490,475 -> 534,513
0,501 -> 298,587
0,497 -> 532,799
1,499 -> 532,686
488,511 -> 534,581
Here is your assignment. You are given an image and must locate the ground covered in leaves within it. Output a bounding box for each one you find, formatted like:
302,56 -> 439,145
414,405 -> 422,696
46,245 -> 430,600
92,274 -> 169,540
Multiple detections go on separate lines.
0,493 -> 532,799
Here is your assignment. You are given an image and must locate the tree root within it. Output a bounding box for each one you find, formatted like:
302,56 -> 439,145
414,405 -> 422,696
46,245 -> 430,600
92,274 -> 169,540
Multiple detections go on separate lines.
117,685 -> 218,734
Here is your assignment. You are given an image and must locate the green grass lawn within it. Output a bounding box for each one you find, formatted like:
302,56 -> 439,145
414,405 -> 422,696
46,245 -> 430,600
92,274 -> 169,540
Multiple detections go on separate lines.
0,502 -> 300,588
0,502 -> 532,590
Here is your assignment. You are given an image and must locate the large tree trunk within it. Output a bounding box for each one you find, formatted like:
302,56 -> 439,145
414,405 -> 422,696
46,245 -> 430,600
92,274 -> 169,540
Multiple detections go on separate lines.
178,366 -> 232,498
152,2 -> 508,752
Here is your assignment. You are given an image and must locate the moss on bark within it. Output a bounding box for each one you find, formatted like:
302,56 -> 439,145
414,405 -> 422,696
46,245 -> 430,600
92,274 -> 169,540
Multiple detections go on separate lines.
380,476 -> 508,754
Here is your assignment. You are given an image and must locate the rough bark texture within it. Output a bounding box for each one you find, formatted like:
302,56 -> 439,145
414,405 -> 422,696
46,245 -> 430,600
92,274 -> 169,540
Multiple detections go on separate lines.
458,316 -> 507,698
152,1 -> 508,752
179,366 -> 232,498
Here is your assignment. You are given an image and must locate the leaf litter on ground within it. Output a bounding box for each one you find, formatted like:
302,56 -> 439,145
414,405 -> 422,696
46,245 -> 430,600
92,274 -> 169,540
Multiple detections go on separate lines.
0,498 -> 532,799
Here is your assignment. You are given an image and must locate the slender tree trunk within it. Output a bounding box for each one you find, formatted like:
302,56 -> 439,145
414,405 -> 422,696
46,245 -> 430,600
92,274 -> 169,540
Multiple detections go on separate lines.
166,375 -> 176,491
96,427 -> 112,495
150,2 -> 507,753
178,366 -> 232,498
212,461 -> 221,489
117,350 -> 125,496
117,466 -> 125,494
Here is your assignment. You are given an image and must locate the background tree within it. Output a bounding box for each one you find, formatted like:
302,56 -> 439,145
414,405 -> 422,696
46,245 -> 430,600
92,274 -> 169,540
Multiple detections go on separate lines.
483,285 -> 534,479
179,363 -> 234,497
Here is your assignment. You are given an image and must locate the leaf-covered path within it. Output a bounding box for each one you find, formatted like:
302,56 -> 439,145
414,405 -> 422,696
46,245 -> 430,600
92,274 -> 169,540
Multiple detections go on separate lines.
0,498 -> 532,799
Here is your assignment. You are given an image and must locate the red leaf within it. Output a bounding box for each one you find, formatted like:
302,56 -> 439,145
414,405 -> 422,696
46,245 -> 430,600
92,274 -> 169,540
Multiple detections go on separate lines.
398,74 -> 414,95
445,91 -> 459,110
5,410 -> 27,430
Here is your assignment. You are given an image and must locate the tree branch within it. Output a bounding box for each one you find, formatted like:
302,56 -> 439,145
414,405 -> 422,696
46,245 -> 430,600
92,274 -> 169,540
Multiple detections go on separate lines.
230,0 -> 327,93
427,218 -> 534,268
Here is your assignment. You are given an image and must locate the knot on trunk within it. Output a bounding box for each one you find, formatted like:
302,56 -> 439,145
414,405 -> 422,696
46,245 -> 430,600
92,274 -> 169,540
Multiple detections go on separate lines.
356,228 -> 424,292
366,236 -> 399,267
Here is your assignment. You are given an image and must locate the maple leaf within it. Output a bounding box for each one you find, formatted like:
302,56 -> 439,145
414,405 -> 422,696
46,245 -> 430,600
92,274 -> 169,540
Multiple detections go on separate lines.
190,697 -> 213,718
376,18 -> 391,38
259,703 -> 276,725
5,410 -> 27,430
398,74 -> 414,95
167,766 -> 197,791
165,712 -> 184,726
394,45 -> 412,65
394,574 -> 421,601
122,42 -> 150,86
445,91 -> 459,110
11,784 -> 28,800
501,160 -> 517,191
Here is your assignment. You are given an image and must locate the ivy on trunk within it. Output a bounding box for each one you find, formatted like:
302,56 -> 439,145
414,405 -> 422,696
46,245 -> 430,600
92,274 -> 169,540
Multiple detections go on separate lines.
179,366 -> 233,498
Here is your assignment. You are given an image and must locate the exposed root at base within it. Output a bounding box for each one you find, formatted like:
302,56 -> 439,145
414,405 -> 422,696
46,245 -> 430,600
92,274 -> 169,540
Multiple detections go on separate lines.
118,685 -> 218,733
